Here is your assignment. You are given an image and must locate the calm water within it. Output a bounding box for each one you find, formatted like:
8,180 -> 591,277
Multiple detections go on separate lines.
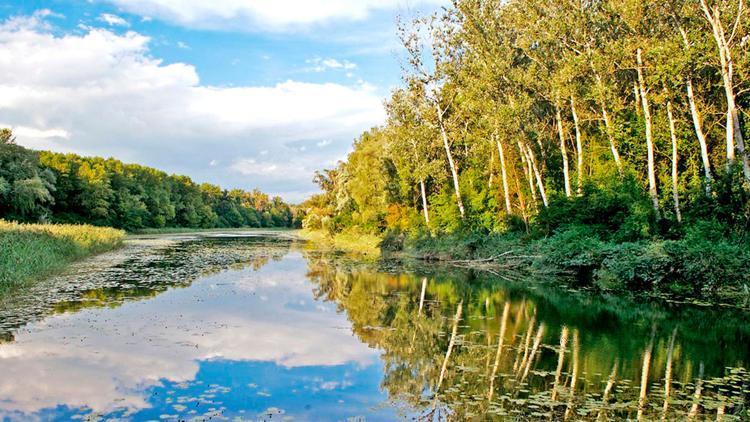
0,233 -> 748,421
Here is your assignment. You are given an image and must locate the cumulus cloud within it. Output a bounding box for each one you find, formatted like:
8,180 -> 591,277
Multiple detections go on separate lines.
104,0 -> 445,31
0,13 -> 385,201
99,13 -> 130,26
305,57 -> 357,73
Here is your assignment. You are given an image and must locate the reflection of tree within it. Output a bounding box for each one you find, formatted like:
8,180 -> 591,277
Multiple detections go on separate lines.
304,254 -> 750,420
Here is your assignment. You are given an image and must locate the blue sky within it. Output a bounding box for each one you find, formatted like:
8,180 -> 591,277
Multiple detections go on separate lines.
0,0 -> 445,202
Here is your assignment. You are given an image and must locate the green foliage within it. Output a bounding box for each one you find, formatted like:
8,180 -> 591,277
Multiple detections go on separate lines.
0,134 -> 296,231
535,225 -> 610,281
536,175 -> 657,242
0,219 -> 124,292
0,137 -> 56,221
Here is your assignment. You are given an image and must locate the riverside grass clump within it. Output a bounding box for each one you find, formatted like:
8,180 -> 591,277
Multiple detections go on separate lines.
0,220 -> 124,292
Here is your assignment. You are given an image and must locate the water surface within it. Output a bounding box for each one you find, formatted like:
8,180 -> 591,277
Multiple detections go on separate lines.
0,233 -> 748,421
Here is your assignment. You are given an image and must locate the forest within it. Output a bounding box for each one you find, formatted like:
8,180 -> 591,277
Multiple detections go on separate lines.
0,129 -> 297,231
300,0 -> 750,299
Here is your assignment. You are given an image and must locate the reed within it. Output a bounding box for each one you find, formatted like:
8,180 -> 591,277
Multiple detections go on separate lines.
0,220 -> 124,293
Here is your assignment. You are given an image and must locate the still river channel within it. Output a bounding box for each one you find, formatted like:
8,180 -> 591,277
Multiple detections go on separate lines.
0,233 -> 748,421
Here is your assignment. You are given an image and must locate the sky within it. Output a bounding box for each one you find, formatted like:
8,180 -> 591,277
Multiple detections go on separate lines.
0,0 -> 446,202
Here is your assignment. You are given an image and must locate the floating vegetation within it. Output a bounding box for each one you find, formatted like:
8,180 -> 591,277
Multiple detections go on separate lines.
0,233 -> 748,420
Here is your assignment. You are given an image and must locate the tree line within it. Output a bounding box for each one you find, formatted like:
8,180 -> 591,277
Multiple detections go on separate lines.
302,0 -> 750,239
0,129 -> 298,231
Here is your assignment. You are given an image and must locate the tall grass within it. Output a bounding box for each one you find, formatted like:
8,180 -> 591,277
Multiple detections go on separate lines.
0,220 -> 124,293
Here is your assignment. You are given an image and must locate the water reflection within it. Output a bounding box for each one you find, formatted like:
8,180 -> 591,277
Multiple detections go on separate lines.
0,234 -> 748,421
305,252 -> 750,421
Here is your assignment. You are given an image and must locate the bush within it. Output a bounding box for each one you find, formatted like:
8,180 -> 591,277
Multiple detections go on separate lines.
536,175 -> 656,242
595,242 -> 672,291
535,225 -> 609,282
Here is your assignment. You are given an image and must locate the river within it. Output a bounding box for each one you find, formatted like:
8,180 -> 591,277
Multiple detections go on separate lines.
0,233 -> 747,421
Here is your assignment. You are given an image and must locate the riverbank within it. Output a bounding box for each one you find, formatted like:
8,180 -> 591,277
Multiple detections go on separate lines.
310,224 -> 750,307
0,220 -> 124,293
295,229 -> 381,256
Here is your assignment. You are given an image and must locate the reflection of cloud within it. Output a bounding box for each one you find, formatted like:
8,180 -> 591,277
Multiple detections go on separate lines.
0,253 -> 376,415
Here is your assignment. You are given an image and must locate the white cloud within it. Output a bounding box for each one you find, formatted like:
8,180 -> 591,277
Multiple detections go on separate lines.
104,0 -> 445,31
99,13 -> 130,27
305,57 -> 358,73
0,13 -> 385,200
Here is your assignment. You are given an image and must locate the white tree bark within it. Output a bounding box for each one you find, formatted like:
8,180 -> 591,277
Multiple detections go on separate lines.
523,143 -> 549,208
666,97 -> 683,222
420,178 -> 430,225
436,102 -> 466,218
571,96 -> 584,194
686,79 -> 714,194
591,67 -> 623,173
496,136 -> 512,213
637,48 -> 660,213
556,103 -> 572,197
601,105 -> 623,175
518,141 -> 538,207
700,0 -> 750,183
679,27 -> 713,194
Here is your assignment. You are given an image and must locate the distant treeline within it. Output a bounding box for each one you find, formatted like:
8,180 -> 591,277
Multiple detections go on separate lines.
0,129 -> 298,231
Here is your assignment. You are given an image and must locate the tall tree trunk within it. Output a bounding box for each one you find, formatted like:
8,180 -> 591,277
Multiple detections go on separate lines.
686,78 -> 713,194
420,178 -> 430,225
556,103 -> 573,197
700,0 -> 750,183
523,143 -> 549,207
571,96 -> 584,194
518,141 -> 538,207
601,105 -> 623,175
634,81 -> 641,115
637,48 -> 660,213
590,64 -> 623,173
436,102 -> 466,218
513,170 -> 529,228
497,136 -> 512,213
666,97 -> 683,223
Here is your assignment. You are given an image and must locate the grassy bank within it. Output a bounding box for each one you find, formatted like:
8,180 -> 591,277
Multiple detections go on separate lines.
387,223 -> 750,306
0,220 -> 124,293
297,229 -> 381,256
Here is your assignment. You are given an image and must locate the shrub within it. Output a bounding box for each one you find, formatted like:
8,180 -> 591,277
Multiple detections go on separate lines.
535,225 -> 609,282
595,242 -> 672,291
536,175 -> 656,242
